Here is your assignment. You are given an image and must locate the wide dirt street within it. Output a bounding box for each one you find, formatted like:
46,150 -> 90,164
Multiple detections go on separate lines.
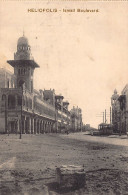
0,133 -> 128,195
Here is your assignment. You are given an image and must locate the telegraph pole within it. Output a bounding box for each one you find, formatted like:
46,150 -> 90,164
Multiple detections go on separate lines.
110,107 -> 112,124
103,112 -> 104,123
105,109 -> 106,123
96,112 -> 104,123
19,86 -> 23,139
3,95 -> 8,134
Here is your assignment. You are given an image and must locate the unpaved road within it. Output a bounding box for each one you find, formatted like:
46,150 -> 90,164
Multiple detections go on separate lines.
64,132 -> 128,147
0,133 -> 128,195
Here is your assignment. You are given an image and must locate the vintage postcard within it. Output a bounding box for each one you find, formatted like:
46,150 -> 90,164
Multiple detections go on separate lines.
0,0 -> 128,194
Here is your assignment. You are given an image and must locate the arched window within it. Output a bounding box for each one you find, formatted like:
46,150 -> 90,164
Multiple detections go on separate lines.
19,80 -> 25,88
8,95 -> 16,109
26,97 -> 28,108
31,81 -> 33,93
7,80 -> 9,88
2,94 -> 6,101
28,98 -> 32,109
18,69 -> 20,75
23,96 -> 25,106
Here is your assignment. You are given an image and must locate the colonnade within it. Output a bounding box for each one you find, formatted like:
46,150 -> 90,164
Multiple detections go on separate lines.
21,116 -> 54,134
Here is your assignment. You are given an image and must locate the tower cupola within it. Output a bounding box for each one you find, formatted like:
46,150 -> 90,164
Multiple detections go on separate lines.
7,34 -> 39,93
14,35 -> 33,60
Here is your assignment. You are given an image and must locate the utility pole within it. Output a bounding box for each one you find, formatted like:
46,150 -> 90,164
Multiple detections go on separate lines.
19,86 -> 23,139
105,109 -> 106,123
110,107 -> 112,124
3,95 -> 8,134
103,112 -> 104,123
96,112 -> 104,123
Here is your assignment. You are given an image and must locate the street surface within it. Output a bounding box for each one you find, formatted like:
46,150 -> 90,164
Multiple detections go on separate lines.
65,132 -> 128,147
0,133 -> 128,195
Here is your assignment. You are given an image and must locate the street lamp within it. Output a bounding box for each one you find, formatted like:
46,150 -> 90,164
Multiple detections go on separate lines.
19,85 -> 23,139
3,94 -> 7,134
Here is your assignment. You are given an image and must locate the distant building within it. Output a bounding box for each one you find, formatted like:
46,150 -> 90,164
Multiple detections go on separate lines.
118,85 -> 128,134
70,106 -> 82,132
0,35 -> 72,134
83,124 -> 90,131
0,68 -> 16,88
111,89 -> 120,133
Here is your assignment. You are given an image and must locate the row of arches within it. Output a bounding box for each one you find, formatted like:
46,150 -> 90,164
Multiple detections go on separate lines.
7,117 -> 54,134
2,94 -> 32,110
20,117 -> 54,134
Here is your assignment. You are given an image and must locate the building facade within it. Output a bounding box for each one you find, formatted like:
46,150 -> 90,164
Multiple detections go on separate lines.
0,35 -> 82,134
111,86 -> 128,134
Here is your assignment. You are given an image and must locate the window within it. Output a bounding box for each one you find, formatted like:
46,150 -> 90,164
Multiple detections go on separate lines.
31,81 -> 33,92
2,94 -> 6,101
18,96 -> 22,106
8,95 -> 16,109
19,80 -> 25,88
7,80 -> 9,88
21,69 -> 23,75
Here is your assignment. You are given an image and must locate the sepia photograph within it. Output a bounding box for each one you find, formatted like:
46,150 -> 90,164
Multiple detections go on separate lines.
0,0 -> 128,194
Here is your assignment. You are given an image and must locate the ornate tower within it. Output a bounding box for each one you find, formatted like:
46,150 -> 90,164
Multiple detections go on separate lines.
7,34 -> 39,93
111,89 -> 119,105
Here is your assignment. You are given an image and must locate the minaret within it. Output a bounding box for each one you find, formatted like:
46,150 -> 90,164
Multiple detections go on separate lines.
7,34 -> 39,93
111,89 -> 119,105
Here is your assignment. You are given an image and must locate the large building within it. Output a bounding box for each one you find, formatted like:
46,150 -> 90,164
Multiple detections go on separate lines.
111,86 -> 128,134
0,35 -> 82,134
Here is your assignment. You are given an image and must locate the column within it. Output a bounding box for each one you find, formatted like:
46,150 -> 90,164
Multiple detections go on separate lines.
47,122 -> 49,133
15,95 -> 18,107
43,121 -> 45,133
29,118 -> 31,134
31,118 -> 34,134
23,116 -> 26,134
49,123 -> 51,133
36,120 -> 39,134
38,120 -> 40,134
35,119 -> 37,134
17,119 -> 20,133
44,121 -> 46,133
40,121 -> 42,134
46,122 -> 48,133
42,121 -> 44,134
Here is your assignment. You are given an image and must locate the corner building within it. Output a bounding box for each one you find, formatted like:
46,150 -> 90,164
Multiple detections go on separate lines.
0,35 -> 71,134
111,86 -> 128,134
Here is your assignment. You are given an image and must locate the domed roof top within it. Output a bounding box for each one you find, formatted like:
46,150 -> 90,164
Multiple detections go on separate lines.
17,36 -> 29,46
111,88 -> 119,100
114,89 -> 117,94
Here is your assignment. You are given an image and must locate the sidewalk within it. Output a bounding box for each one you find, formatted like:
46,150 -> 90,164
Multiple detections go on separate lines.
108,134 -> 128,139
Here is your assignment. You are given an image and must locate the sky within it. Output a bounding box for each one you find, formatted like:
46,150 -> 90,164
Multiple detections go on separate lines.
0,1 -> 128,128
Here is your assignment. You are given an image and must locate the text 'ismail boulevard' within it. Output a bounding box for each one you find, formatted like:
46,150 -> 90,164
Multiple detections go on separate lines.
28,8 -> 99,13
